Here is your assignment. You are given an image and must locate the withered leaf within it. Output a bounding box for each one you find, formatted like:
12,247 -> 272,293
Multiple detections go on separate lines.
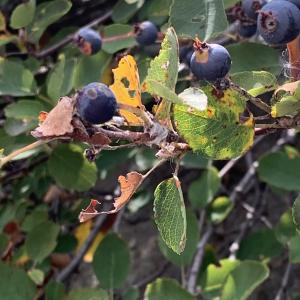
275,80 -> 300,95
79,199 -> 102,223
32,96 -> 75,138
79,172 -> 144,222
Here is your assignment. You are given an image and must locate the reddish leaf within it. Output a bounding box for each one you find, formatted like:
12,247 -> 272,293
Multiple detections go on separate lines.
32,96 -> 75,138
79,172 -> 144,222
79,199 -> 102,223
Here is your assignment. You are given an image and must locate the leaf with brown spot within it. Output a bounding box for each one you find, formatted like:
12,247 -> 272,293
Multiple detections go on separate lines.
31,96 -> 75,138
79,172 -> 144,222
275,81 -> 300,96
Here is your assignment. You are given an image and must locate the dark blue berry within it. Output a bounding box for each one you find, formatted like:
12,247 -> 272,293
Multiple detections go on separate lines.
284,0 -> 300,9
76,83 -> 117,124
238,23 -> 257,37
242,0 -> 267,20
257,1 -> 300,45
135,21 -> 158,46
185,49 -> 194,66
190,41 -> 231,82
75,28 -> 102,55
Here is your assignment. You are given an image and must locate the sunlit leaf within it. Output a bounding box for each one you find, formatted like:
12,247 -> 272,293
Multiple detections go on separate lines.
110,55 -> 145,125
173,85 -> 254,160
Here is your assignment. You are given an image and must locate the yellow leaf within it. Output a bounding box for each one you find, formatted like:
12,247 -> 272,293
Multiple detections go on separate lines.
74,220 -> 104,262
110,55 -> 144,125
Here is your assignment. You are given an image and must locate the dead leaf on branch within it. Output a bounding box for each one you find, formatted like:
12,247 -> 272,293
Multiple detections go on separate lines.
79,171 -> 144,222
31,96 -> 75,138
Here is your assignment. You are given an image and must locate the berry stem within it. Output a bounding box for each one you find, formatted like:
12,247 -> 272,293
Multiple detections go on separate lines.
0,140 -> 48,168
102,31 -> 136,43
287,35 -> 300,81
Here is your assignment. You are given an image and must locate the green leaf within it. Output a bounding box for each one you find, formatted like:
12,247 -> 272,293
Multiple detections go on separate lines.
200,259 -> 241,299
227,43 -> 280,74
102,24 -> 136,54
173,85 -> 254,160
231,71 -> 277,97
26,0 -> 72,43
207,196 -> 233,224
220,261 -> 269,300
45,281 -> 65,300
271,95 -> 300,117
288,235 -> 300,263
123,287 -> 139,300
237,229 -> 283,260
0,11 -> 6,31
92,233 -> 130,289
180,152 -> 209,169
73,51 -> 112,89
223,0 -> 240,8
258,151 -> 300,191
159,210 -> 199,266
47,56 -> 76,101
0,261 -> 36,300
0,59 -> 37,96
4,118 -> 38,137
144,27 -> 178,125
10,0 -> 35,29
144,278 -> 196,300
28,268 -> 44,285
154,176 -> 187,254
112,0 -> 143,23
138,0 -> 171,25
276,209 -> 297,244
66,288 -> 109,300
21,207 -> 48,232
169,0 -> 228,39
145,27 -> 178,91
25,220 -> 59,262
146,82 -> 208,111
188,166 -> 220,208
4,100 -> 45,121
48,144 -> 97,191
0,233 -> 8,254
292,195 -> 300,232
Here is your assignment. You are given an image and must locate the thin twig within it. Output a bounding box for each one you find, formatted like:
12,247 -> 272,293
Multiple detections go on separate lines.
35,10 -> 112,58
187,223 -> 213,295
0,140 -> 48,168
274,263 -> 292,300
230,81 -> 271,113
56,213 -> 107,282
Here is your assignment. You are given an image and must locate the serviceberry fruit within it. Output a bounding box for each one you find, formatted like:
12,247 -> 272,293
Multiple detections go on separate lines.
76,82 -> 117,124
135,21 -> 158,46
190,39 -> 231,82
257,0 -> 300,45
242,0 -> 267,20
75,28 -> 102,55
238,23 -> 257,38
283,0 -> 300,9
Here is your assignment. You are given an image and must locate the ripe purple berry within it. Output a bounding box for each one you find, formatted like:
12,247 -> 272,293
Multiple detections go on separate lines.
238,23 -> 257,38
135,21 -> 158,46
190,39 -> 231,82
75,28 -> 102,55
242,0 -> 267,20
76,83 -> 117,124
284,0 -> 300,9
257,1 -> 300,45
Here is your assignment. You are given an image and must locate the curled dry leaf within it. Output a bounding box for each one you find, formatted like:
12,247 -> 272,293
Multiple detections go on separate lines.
31,96 -> 75,139
275,81 -> 300,95
79,171 -> 144,222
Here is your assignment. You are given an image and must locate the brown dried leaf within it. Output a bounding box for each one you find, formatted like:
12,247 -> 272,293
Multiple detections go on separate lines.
32,97 -> 75,138
275,80 -> 300,95
89,132 -> 111,145
79,199 -> 101,223
113,171 -> 143,211
79,172 -> 144,222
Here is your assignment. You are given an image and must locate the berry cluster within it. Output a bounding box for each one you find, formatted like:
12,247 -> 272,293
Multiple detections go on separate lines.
230,0 -> 300,44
